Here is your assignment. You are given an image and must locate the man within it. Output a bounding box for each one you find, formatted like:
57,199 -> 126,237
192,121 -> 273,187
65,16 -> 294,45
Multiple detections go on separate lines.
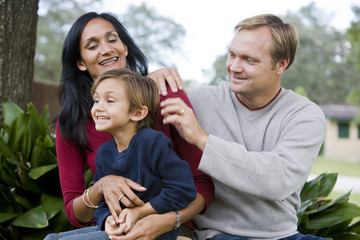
160,14 -> 326,240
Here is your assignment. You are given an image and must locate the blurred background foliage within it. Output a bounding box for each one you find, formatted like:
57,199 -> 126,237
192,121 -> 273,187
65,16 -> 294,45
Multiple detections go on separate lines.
0,0 -> 359,238
35,0 -> 185,83
35,0 -> 360,106
209,2 -> 360,106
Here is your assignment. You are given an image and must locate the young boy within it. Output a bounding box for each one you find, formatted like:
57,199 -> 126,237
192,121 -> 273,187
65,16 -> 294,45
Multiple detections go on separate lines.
90,68 -> 196,239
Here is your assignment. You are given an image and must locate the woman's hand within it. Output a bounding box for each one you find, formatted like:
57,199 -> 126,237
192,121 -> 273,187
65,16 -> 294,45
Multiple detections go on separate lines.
148,67 -> 183,96
98,175 -> 146,224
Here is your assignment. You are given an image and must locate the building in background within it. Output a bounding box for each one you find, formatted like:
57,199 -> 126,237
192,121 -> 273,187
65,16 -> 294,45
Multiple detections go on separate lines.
319,104 -> 360,161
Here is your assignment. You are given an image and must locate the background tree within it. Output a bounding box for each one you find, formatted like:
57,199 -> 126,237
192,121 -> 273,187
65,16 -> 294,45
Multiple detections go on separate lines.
282,3 -> 359,104
346,5 -> 360,122
0,0 -> 39,111
35,1 -> 186,83
121,2 -> 186,69
207,2 -> 359,104
208,54 -> 228,86
35,0 -> 101,82
346,5 -> 360,72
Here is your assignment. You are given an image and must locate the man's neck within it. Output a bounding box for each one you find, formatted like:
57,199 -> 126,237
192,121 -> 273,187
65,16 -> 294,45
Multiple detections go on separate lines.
235,87 -> 282,111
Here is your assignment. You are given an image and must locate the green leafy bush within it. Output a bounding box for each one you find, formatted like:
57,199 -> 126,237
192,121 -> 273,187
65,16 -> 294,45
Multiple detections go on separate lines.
298,173 -> 360,239
0,99 -> 73,240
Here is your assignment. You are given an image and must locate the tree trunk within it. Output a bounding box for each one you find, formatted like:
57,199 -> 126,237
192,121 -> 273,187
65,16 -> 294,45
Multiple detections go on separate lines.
0,0 -> 39,111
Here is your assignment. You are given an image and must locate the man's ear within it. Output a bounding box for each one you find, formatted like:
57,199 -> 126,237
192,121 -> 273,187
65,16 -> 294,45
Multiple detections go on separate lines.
276,58 -> 290,74
131,106 -> 148,122
76,59 -> 87,71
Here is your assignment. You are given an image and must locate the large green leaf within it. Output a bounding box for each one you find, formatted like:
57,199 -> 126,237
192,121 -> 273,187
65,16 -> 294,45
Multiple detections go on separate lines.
347,220 -> 360,233
12,205 -> 48,228
297,198 -> 318,220
316,173 -> 338,197
330,232 -> 360,240
29,164 -> 57,180
0,213 -> 20,223
27,103 -> 50,141
0,157 -> 20,187
307,203 -> 360,229
2,99 -> 24,127
41,194 -> 64,220
30,135 -> 56,168
305,191 -> 351,215
301,173 -> 337,201
0,137 -> 21,167
327,219 -> 353,236
13,192 -> 35,210
7,113 -> 32,161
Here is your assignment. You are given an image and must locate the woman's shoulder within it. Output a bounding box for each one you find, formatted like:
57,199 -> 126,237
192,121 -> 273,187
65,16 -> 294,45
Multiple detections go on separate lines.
160,88 -> 188,101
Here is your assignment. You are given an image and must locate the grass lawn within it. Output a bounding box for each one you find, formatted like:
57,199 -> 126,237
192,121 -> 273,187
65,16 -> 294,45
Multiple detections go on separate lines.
308,155 -> 360,225
310,155 -> 360,177
330,191 -> 360,208
310,155 -> 360,207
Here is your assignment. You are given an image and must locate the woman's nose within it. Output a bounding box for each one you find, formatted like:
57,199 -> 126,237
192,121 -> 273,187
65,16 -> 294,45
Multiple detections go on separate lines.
99,42 -> 112,55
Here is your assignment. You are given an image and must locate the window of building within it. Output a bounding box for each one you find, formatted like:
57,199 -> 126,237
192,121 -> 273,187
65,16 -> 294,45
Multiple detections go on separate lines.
338,122 -> 349,138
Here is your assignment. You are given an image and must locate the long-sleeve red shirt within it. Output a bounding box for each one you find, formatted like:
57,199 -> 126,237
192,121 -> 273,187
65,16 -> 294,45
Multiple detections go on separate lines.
56,86 -> 214,229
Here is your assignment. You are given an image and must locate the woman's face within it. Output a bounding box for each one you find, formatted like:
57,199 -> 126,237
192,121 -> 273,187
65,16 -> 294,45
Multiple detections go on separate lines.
77,18 -> 128,80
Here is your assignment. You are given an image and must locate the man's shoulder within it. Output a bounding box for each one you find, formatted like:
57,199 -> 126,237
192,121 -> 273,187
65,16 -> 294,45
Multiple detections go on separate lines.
280,89 -> 325,118
188,81 -> 230,101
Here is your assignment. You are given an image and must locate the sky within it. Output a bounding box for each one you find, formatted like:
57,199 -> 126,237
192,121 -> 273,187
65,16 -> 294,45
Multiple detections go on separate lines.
98,0 -> 358,84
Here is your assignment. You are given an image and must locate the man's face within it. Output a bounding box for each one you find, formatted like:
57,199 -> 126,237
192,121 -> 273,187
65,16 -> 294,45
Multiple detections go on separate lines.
226,26 -> 284,107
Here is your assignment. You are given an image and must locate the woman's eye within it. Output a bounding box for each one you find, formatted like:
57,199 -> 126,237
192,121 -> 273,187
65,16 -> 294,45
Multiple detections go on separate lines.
88,43 -> 98,50
107,99 -> 114,103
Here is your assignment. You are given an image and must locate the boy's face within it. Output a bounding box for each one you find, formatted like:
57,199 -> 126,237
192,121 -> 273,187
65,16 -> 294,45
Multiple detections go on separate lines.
91,78 -> 133,134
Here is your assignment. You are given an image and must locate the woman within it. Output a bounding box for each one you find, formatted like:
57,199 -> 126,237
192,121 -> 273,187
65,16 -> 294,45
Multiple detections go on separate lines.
55,12 -> 214,239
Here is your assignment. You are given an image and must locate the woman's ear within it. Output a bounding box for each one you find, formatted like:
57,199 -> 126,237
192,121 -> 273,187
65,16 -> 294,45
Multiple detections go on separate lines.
124,45 -> 128,58
131,106 -> 148,122
76,59 -> 87,71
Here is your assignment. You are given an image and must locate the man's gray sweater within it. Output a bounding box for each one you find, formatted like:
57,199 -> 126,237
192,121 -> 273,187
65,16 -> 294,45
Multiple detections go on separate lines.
188,82 -> 326,240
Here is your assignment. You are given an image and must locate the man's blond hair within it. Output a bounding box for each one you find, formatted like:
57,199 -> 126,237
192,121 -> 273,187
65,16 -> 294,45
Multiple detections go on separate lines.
235,14 -> 298,70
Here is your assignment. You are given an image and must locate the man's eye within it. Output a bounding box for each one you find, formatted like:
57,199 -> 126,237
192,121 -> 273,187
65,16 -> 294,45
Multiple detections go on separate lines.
228,52 -> 235,58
